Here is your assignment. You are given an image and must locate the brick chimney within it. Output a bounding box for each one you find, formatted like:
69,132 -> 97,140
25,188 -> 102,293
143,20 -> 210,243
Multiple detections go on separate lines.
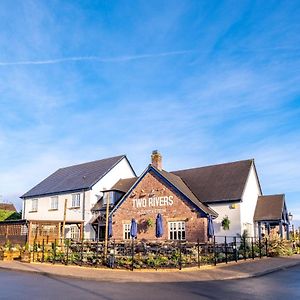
151,150 -> 162,170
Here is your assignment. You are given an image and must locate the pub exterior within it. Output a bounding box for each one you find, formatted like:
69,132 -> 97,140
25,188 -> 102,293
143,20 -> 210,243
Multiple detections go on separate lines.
93,151 -> 218,243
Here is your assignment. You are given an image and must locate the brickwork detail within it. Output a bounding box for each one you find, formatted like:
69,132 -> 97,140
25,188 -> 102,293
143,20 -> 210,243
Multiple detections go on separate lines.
112,171 -> 208,242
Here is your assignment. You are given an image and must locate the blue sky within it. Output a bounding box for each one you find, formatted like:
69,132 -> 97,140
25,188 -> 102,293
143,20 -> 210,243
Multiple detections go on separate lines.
0,1 -> 299,226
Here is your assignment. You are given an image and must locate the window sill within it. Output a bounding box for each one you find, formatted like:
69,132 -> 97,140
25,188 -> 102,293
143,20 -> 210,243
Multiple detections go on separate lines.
48,208 -> 58,211
69,206 -> 80,210
28,210 -> 37,213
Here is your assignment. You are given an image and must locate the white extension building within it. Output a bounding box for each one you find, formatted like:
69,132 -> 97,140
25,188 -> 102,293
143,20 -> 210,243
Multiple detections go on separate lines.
21,155 -> 136,240
172,159 -> 262,238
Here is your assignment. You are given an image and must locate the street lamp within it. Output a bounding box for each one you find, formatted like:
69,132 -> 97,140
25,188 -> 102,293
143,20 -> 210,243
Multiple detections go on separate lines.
288,212 -> 295,239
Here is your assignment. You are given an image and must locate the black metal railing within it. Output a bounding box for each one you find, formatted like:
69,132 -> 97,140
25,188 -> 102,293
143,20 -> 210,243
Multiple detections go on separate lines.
28,236 -> 276,270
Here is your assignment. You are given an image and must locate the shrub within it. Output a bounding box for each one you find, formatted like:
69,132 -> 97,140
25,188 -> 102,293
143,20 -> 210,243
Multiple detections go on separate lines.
268,236 -> 294,257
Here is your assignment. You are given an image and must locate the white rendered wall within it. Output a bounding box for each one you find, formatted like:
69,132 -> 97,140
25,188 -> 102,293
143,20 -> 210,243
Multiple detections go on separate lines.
209,202 -> 242,242
240,164 -> 262,237
84,157 -> 136,239
23,157 -> 136,239
23,191 -> 90,222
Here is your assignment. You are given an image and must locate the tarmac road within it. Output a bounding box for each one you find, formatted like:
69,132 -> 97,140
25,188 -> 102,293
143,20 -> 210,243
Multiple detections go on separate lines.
0,265 -> 299,300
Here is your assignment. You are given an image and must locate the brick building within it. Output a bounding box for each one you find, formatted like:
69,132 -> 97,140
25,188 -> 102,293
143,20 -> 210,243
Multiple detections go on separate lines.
92,151 -> 218,243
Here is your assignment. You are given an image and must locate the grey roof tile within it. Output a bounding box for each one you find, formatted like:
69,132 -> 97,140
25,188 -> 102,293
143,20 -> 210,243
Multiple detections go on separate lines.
21,155 -> 125,198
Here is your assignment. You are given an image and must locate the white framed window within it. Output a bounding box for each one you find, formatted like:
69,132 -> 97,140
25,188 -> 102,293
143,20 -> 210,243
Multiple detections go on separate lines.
168,221 -> 186,240
50,196 -> 58,210
71,193 -> 81,208
31,199 -> 38,212
70,226 -> 80,240
123,223 -> 131,240
103,191 -> 115,205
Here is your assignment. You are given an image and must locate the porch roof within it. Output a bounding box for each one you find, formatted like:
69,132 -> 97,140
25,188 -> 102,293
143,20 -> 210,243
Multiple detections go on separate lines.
254,194 -> 288,222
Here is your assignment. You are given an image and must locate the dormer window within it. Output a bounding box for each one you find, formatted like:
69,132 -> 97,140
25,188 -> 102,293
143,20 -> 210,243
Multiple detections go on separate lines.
103,191 -> 115,205
102,191 -> 123,206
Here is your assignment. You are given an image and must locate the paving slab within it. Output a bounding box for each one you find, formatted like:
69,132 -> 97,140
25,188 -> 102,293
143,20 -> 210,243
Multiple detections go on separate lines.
0,255 -> 299,283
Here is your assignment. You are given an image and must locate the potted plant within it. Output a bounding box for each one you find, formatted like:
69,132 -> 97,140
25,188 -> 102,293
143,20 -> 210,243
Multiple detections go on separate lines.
221,216 -> 230,230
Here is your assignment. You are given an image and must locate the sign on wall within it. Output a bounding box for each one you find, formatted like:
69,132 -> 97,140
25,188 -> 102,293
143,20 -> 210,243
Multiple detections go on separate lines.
132,196 -> 174,209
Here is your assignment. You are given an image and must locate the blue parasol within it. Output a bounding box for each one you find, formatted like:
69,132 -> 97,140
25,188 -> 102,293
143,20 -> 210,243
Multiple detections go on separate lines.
155,214 -> 164,238
207,215 -> 214,238
130,218 -> 137,239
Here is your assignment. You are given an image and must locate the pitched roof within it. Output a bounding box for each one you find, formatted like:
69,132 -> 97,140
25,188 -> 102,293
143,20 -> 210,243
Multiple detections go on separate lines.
254,194 -> 285,221
172,159 -> 254,203
111,177 -> 138,193
158,169 -> 217,216
0,203 -> 17,212
110,166 -> 218,217
21,155 -> 126,198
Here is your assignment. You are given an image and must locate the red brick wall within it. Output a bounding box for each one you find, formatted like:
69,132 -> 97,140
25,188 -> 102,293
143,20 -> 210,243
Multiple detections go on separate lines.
112,170 -> 208,242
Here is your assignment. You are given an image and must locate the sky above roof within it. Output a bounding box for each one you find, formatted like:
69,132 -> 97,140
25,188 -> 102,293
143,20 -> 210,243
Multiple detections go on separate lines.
0,1 -> 299,226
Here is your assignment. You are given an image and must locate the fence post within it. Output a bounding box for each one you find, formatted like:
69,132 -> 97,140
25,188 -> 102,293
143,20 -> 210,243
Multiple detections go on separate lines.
95,239 -> 99,267
197,239 -> 200,268
243,236 -> 246,260
112,239 -> 116,269
178,241 -> 182,270
42,239 -> 45,263
251,237 -> 254,260
265,237 -> 268,257
234,237 -> 237,262
131,238 -> 134,271
213,236 -> 217,266
258,237 -> 261,259
33,240 -> 36,262
65,239 -> 69,265
80,240 -> 84,266
53,239 -> 56,264
225,236 -> 228,264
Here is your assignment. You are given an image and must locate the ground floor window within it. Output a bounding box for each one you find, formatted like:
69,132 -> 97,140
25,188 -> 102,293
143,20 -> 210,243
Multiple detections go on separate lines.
123,223 -> 131,240
97,225 -> 105,241
70,225 -> 80,240
168,221 -> 186,240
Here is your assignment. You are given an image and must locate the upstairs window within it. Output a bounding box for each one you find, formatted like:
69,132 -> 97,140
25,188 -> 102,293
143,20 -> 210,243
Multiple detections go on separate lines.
103,191 -> 116,205
50,196 -> 58,210
72,193 -> 81,208
169,221 -> 186,240
31,199 -> 38,212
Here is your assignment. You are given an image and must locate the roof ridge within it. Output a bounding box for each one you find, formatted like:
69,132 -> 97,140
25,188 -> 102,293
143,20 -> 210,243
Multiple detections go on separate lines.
58,154 -> 125,170
259,193 -> 285,197
171,158 -> 253,173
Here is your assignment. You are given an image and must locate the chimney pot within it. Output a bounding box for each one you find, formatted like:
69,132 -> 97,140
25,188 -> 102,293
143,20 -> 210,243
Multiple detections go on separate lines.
151,150 -> 162,170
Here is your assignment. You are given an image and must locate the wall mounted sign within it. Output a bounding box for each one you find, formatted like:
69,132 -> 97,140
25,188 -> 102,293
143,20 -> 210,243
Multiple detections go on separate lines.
133,196 -> 174,209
